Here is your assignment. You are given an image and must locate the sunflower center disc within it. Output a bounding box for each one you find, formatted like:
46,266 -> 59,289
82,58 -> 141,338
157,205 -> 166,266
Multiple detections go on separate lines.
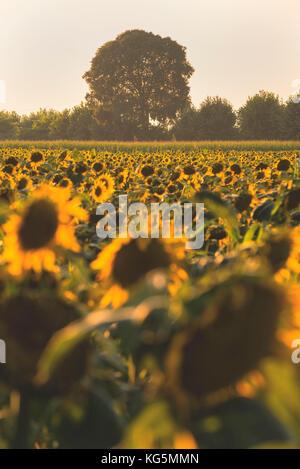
18,199 -> 59,250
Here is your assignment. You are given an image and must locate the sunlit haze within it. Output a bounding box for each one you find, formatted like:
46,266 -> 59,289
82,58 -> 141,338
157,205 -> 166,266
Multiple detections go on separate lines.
0,0 -> 299,114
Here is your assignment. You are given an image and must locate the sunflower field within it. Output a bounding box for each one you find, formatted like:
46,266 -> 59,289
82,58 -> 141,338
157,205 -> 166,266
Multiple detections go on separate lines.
0,143 -> 299,449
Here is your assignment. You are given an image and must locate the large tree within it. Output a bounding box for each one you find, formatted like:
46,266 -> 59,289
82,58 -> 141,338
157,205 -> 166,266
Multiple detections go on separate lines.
238,90 -> 285,140
83,30 -> 194,139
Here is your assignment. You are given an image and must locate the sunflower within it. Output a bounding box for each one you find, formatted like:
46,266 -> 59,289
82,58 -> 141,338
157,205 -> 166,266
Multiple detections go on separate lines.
183,164 -> 195,176
234,192 -> 252,212
92,238 -> 169,282
91,180 -> 111,203
165,277 -> 285,407
277,159 -> 291,171
1,185 -> 87,275
262,231 -> 293,273
30,151 -> 44,167
117,169 -> 129,188
91,236 -> 185,308
92,161 -> 105,173
16,175 -> 32,192
0,293 -> 90,391
140,165 -> 155,178
97,173 -> 115,195
58,177 -> 73,190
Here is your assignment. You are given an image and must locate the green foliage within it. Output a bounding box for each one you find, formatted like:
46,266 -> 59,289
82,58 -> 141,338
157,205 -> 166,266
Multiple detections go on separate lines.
189,397 -> 292,449
284,98 -> 300,140
174,97 -> 237,140
195,190 -> 240,242
238,91 -> 285,140
2,140 -> 300,152
0,111 -> 19,139
83,29 -> 194,140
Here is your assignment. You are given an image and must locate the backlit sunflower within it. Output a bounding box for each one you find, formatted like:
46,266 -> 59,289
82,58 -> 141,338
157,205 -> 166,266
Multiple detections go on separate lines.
1,185 -> 87,275
116,169 -> 129,188
165,277 -> 285,408
58,177 -> 73,190
0,293 -> 90,391
16,175 -> 32,192
30,151 -> 45,167
91,179 -> 111,203
97,173 -> 115,198
91,236 -> 186,308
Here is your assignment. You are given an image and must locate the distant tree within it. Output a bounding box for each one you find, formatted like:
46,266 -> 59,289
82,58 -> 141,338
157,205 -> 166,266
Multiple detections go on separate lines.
173,97 -> 236,140
172,105 -> 201,140
83,29 -> 194,140
19,109 -> 57,140
49,109 -> 71,140
68,103 -> 99,140
284,98 -> 300,140
17,105 -> 100,141
238,90 -> 285,139
0,111 -> 20,139
197,96 -> 236,140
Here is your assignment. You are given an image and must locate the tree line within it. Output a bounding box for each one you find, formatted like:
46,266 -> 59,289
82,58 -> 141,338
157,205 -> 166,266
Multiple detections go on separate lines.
1,29 -> 299,141
1,91 -> 299,141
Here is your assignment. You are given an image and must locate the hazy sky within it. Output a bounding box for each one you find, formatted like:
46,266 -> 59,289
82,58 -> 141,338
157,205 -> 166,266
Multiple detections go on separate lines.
0,0 -> 299,114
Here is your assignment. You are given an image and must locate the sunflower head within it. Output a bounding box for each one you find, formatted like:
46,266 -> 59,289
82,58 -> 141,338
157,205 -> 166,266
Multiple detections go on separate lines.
183,165 -> 195,176
92,238 -> 171,290
17,176 -> 31,191
30,151 -> 44,165
2,164 -> 14,175
230,163 -> 241,175
52,174 -> 63,185
277,159 -> 291,171
92,161 -> 104,173
5,156 -> 19,167
75,162 -> 88,175
2,185 -> 86,275
95,173 -> 115,198
165,278 -> 285,405
18,198 -> 58,251
234,193 -> 252,212
58,178 -> 72,189
91,180 -> 110,203
141,165 -> 154,178
262,232 -> 292,273
112,239 -> 171,288
212,163 -> 223,175
0,294 -> 90,392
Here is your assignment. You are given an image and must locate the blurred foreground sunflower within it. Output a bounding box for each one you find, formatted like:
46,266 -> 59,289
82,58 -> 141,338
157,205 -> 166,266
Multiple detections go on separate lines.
92,237 -> 186,308
1,185 -> 87,275
0,293 -> 90,392
165,277 -> 285,408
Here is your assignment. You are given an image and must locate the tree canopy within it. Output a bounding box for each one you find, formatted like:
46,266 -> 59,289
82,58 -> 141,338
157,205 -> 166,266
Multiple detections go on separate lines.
83,29 -> 194,139
173,97 -> 236,140
238,91 -> 285,140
